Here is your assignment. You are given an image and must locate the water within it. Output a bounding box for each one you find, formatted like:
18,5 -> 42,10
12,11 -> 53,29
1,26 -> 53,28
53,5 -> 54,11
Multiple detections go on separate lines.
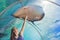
0,0 -> 42,40
0,0 -> 60,40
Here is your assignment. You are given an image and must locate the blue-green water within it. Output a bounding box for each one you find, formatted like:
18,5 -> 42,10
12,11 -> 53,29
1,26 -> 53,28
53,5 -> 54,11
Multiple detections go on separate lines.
0,0 -> 42,40
0,0 -> 60,40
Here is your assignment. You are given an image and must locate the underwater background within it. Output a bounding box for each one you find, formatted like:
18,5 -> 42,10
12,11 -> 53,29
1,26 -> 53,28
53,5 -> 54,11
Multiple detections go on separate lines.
0,0 -> 60,40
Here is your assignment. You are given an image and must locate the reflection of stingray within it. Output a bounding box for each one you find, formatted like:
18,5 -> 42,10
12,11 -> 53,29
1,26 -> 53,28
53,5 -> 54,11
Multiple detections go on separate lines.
55,20 -> 60,23
0,33 -> 7,38
0,19 -> 15,33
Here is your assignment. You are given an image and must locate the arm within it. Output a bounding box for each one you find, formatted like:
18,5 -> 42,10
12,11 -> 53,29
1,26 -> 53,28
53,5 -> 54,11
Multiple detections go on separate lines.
19,16 -> 27,36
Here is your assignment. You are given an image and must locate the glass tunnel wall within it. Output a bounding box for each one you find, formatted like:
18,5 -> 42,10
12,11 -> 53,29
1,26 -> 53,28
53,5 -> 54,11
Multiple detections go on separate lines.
0,0 -> 42,40
0,0 -> 60,40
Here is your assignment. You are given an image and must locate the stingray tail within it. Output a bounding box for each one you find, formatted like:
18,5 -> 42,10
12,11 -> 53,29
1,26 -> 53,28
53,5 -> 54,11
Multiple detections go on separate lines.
31,21 -> 41,31
27,21 -> 43,40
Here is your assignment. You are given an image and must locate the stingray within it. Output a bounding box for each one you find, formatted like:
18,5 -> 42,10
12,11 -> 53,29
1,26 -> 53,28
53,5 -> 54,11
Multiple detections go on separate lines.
13,5 -> 44,30
13,5 -> 45,40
